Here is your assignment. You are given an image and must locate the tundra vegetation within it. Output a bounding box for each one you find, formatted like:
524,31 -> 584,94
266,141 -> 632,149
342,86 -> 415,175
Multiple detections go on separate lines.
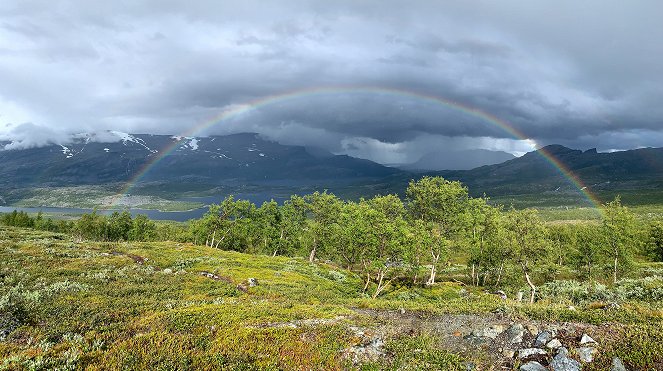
1,177 -> 662,369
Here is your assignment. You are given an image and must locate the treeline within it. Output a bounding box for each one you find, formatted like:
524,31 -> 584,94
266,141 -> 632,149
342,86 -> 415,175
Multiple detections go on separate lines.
0,210 -> 158,242
2,177 -> 662,300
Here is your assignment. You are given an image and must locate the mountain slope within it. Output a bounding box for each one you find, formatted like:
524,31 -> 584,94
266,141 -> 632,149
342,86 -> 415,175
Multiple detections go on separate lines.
0,132 -> 403,190
435,145 -> 663,197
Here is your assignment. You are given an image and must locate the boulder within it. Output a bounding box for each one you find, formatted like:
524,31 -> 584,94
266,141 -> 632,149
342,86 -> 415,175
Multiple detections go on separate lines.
534,331 -> 552,347
507,324 -> 525,344
546,339 -> 563,349
551,352 -> 581,371
520,361 -> 547,371
577,346 -> 597,363
518,348 -> 547,359
580,334 -> 596,345
611,357 -> 627,371
472,324 -> 505,339
248,278 -> 258,287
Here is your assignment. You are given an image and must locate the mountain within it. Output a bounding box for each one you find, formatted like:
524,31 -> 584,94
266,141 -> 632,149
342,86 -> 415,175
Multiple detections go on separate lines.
2,134 -> 663,207
434,145 -> 663,199
0,132 -> 403,191
402,149 -> 515,171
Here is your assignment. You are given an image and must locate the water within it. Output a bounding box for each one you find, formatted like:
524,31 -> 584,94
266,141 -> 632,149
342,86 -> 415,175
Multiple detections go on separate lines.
0,193 -> 292,222
0,206 -> 206,222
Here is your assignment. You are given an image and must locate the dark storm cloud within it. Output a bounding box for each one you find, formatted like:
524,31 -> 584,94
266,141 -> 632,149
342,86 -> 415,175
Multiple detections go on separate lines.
0,0 -> 661,161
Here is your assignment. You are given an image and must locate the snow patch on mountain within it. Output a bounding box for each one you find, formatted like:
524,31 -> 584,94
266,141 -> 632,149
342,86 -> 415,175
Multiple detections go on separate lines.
111,131 -> 156,153
60,145 -> 74,159
171,136 -> 199,151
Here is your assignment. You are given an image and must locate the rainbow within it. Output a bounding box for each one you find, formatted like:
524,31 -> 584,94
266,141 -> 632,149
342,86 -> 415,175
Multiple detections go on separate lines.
110,86 -> 603,209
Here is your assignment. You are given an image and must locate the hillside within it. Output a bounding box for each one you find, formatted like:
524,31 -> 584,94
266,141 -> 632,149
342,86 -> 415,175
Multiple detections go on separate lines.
1,226 -> 662,369
0,132 -> 402,188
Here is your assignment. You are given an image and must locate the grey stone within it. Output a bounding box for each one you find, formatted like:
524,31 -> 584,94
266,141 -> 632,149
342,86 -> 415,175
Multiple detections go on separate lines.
507,323 -> 526,344
556,347 -> 569,357
472,324 -> 505,339
551,353 -> 581,371
520,361 -> 547,371
534,331 -> 553,347
163,268 -> 173,274
518,348 -> 547,359
611,357 -> 627,371
577,346 -> 597,363
546,339 -> 563,349
526,324 -> 539,336
580,334 -> 597,345
248,277 -> 258,287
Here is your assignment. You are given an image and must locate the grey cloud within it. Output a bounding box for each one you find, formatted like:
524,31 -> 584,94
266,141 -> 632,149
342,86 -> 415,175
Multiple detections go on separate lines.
0,0 -> 661,164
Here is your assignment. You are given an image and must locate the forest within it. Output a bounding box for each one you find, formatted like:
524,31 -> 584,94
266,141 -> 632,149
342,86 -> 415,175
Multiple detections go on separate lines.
3,176 -> 662,303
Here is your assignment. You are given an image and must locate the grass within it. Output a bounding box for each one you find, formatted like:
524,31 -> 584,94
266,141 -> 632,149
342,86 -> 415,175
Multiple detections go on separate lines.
1,226 -> 662,369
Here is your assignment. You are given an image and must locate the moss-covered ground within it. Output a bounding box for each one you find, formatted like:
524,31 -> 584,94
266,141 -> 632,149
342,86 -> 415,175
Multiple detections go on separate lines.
1,226 -> 661,370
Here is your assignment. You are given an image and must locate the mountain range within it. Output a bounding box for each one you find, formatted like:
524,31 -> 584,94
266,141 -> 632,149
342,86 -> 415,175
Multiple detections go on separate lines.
1,132 -> 662,206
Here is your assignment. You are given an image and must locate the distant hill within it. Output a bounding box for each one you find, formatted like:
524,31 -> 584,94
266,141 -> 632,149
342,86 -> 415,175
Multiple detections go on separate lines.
434,145 -> 663,198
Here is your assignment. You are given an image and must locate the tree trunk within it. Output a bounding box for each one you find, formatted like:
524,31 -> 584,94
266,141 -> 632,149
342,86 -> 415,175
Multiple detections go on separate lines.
426,265 -> 436,286
427,252 -> 440,286
210,230 -> 216,248
471,263 -> 476,286
613,254 -> 618,284
309,238 -> 317,262
363,272 -> 371,293
521,262 -> 536,304
495,261 -> 505,287
372,269 -> 393,299
272,249 -> 278,257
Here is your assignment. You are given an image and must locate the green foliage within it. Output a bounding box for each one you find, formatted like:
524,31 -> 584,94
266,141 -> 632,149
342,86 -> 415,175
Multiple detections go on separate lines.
602,196 -> 639,283
648,220 -> 663,261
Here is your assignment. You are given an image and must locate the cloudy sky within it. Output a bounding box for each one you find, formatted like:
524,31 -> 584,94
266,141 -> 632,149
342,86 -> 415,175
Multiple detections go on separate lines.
0,0 -> 661,164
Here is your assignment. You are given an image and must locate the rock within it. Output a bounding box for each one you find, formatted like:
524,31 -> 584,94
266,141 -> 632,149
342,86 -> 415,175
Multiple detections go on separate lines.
534,331 -> 552,347
472,324 -> 505,339
551,353 -> 581,371
502,349 -> 515,358
577,346 -> 597,363
464,362 -> 476,371
611,357 -> 627,371
546,339 -> 563,349
506,324 -> 525,344
526,324 -> 539,336
520,361 -> 547,371
399,307 -> 405,314
163,268 -> 173,274
248,278 -> 258,287
580,334 -> 596,345
518,348 -> 547,359
556,347 -> 569,357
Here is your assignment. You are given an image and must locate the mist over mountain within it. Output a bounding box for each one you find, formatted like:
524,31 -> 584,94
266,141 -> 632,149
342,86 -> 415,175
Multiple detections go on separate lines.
402,149 -> 516,171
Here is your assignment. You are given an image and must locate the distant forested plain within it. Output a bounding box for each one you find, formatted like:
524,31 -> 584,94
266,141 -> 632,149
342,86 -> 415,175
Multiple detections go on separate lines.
1,176 -> 662,369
